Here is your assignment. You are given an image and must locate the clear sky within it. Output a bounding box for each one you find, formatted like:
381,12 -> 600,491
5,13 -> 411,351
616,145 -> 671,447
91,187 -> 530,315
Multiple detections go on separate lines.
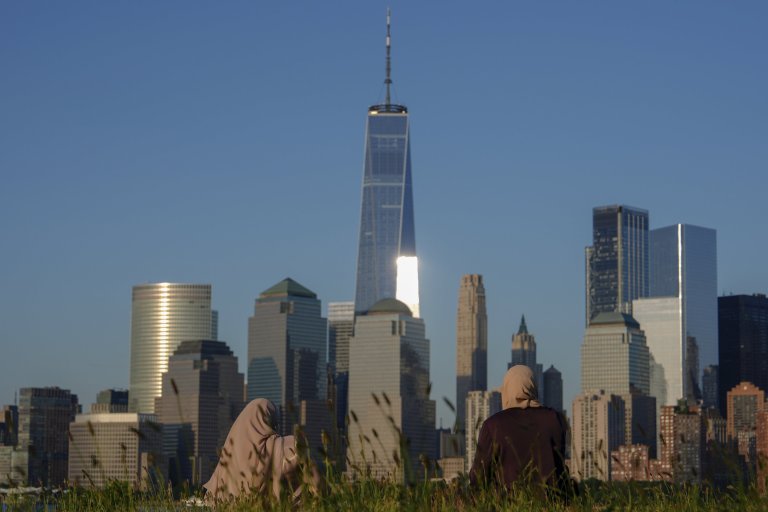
1,2 -> 767,425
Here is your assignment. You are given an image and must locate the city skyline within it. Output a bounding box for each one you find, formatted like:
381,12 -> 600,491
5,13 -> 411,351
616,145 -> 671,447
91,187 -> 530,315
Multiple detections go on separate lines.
1,3 -> 767,427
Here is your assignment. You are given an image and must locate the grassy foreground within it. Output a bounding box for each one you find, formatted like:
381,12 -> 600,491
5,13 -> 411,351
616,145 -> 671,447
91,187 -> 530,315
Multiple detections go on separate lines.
2,478 -> 767,511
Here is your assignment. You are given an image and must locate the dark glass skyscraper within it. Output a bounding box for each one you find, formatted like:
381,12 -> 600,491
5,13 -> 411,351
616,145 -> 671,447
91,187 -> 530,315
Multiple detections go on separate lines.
586,205 -> 649,323
718,294 -> 768,417
354,11 -> 418,316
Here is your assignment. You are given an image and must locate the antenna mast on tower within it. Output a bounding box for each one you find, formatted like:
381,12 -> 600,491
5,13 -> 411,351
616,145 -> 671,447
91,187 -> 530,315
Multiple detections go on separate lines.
385,8 -> 392,106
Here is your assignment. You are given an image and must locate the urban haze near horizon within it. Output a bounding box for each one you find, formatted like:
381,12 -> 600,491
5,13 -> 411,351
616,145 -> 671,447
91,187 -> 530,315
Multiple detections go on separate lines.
1,2 -> 767,486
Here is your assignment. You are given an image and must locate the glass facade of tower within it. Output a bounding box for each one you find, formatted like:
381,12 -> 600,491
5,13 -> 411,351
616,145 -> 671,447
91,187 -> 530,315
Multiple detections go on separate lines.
649,224 -> 718,386
247,279 -> 327,435
586,205 -> 649,323
129,283 -> 216,414
354,107 -> 416,314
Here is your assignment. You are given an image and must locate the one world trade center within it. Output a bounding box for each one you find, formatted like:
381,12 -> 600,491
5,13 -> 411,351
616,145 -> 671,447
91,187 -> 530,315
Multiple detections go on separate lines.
354,11 -> 419,317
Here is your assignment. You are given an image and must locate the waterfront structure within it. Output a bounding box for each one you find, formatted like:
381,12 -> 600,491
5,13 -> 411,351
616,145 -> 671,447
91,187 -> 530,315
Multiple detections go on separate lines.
347,299 -> 435,481
354,12 -> 419,317
17,387 -> 80,486
633,224 -> 717,409
718,294 -> 768,417
129,283 -> 217,414
155,340 -> 244,485
571,390 -> 625,481
247,278 -> 327,435
585,205 -> 649,323
68,409 -> 162,488
328,301 -> 354,433
543,365 -> 563,412
455,274 -> 488,431
658,402 -> 705,484
464,390 -> 501,472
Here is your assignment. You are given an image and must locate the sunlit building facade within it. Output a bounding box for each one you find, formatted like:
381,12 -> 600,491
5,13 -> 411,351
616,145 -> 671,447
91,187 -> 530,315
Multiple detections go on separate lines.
465,390 -> 500,472
347,299 -> 435,482
129,283 -> 217,414
455,274 -> 487,431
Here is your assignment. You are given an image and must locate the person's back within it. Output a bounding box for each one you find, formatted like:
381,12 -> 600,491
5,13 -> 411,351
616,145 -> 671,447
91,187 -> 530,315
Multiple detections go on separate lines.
469,365 -> 568,491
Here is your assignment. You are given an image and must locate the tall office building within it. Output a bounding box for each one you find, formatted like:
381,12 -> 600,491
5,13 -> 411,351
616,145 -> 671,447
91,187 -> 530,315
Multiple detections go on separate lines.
0,405 -> 18,446
17,387 -> 80,486
582,312 -> 653,452
581,312 -> 650,396
129,283 -> 217,414
155,340 -> 244,485
247,278 -> 327,434
543,365 -> 563,412
571,390 -> 625,481
509,316 -> 543,392
585,205 -> 649,323
68,402 -> 162,488
633,224 -> 717,409
328,301 -> 355,438
347,299 -> 435,482
464,390 -> 501,472
718,294 -> 768,417
455,274 -> 487,431
354,11 -> 419,317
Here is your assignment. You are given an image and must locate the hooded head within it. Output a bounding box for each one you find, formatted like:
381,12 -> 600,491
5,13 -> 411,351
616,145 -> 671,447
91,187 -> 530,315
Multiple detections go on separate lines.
502,365 -> 541,410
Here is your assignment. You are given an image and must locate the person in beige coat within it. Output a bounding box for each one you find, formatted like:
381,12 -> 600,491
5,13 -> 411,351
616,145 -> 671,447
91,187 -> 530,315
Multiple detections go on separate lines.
203,398 -> 320,503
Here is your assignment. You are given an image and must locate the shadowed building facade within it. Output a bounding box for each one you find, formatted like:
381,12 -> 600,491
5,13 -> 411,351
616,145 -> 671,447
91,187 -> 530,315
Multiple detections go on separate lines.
455,274 -> 487,431
155,340 -> 244,485
129,283 -> 218,414
718,294 -> 768,418
17,387 -> 80,486
247,278 -> 327,435
585,205 -> 649,323
347,299 -> 435,482
543,365 -> 564,413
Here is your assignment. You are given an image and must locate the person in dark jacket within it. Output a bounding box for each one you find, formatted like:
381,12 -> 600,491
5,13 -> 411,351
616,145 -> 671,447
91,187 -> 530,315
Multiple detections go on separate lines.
469,365 -> 569,493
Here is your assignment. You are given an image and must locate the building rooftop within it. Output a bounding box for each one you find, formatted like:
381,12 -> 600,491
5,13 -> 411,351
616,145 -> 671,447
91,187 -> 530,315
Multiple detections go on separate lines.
589,311 -> 640,329
260,278 -> 317,299
173,339 -> 234,358
366,298 -> 412,316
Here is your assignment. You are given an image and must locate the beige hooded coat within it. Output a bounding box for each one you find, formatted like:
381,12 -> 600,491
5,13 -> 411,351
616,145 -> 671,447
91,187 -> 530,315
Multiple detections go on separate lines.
203,399 -> 304,502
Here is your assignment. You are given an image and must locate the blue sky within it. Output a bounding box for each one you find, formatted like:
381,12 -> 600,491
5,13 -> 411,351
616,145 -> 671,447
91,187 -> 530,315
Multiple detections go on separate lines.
1,2 -> 766,425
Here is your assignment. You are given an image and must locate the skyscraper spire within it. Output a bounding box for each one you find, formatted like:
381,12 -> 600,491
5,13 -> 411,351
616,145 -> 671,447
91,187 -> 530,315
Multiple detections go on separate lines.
518,315 -> 528,335
385,8 -> 392,106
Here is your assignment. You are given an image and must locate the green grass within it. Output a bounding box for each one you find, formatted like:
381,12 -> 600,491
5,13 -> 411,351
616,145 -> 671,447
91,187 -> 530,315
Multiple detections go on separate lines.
2,476 -> 767,511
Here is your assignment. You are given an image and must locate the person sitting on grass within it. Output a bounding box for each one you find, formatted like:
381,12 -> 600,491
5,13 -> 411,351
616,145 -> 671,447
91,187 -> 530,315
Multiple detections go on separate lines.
469,364 -> 569,494
203,398 -> 320,504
